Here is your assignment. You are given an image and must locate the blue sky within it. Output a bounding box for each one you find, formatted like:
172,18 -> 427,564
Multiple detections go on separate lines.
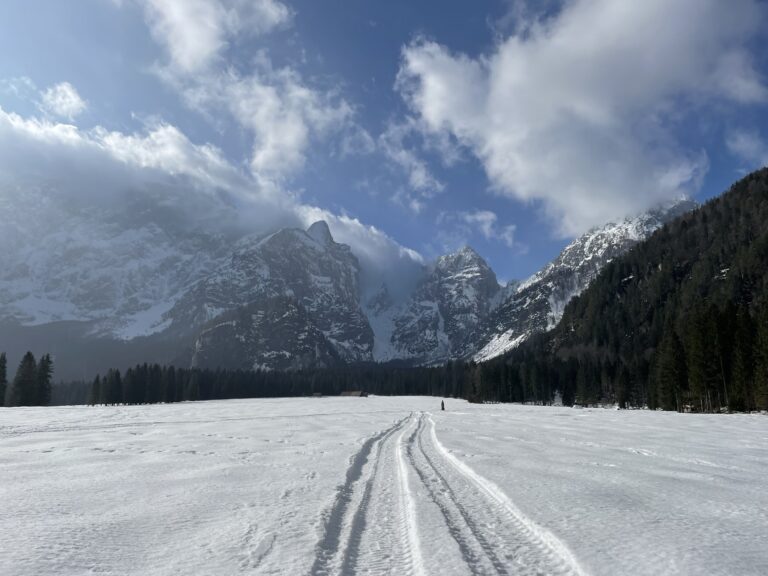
1,0 -> 767,283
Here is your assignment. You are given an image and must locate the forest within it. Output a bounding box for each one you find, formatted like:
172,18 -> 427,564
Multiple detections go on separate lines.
0,351 -> 54,407
479,168 -> 768,412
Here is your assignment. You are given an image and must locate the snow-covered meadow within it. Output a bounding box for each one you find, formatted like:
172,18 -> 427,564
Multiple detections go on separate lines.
1,397 -> 766,575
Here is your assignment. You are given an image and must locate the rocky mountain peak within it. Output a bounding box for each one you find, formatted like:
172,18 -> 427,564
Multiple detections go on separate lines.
434,246 -> 500,297
437,245 -> 484,268
306,220 -> 334,246
468,197 -> 698,362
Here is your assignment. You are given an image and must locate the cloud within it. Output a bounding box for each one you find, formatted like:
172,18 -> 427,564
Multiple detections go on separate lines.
40,82 -> 87,119
460,210 -> 517,248
297,205 -> 425,299
0,104 -> 422,296
167,62 -> 354,183
126,0 -> 353,185
221,67 -> 353,180
397,0 -> 767,236
379,119 -> 444,213
726,129 -> 768,169
86,0 -> 421,287
436,210 -> 519,253
0,104 -> 265,233
138,0 -> 292,73
0,77 -> 37,99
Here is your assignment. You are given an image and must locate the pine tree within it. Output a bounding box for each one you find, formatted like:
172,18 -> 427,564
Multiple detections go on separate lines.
123,368 -> 138,405
7,352 -> 37,407
655,327 -> 687,411
186,371 -> 200,401
89,375 -> 102,406
0,352 -> 7,407
147,364 -> 162,404
730,308 -> 754,412
755,306 -> 768,411
162,366 -> 177,403
104,369 -> 123,405
615,367 -> 630,409
36,354 -> 54,406
686,308 -> 720,412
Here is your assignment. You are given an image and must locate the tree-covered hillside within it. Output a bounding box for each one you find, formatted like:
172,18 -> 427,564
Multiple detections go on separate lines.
484,168 -> 768,411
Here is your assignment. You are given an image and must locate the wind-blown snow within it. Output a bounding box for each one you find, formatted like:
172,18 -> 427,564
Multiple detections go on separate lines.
2,398 -> 765,575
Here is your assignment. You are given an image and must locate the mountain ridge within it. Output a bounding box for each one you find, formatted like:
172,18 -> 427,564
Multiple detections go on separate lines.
0,200 -> 697,376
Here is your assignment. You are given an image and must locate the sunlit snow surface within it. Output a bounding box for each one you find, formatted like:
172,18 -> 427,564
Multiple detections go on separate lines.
2,398 -> 766,575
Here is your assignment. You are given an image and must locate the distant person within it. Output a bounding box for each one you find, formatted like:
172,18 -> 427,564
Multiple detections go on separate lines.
441,400 -> 445,411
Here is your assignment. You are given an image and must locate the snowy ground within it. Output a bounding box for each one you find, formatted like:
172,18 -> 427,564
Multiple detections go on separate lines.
1,397 -> 766,576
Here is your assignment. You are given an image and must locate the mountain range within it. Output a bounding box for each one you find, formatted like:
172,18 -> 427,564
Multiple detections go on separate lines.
0,195 -> 696,378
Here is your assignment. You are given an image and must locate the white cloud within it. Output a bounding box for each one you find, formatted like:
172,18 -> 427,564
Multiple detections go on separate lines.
380,119 -> 444,213
124,0 -> 353,184
0,104 -> 422,294
40,82 -> 87,119
223,67 -> 353,180
435,209 -> 519,252
0,77 -> 37,98
398,0 -> 767,236
0,104 -> 262,234
168,63 -> 354,182
460,210 -> 517,248
297,205 -> 425,299
139,0 -> 292,73
726,130 -> 768,169
340,126 -> 376,158
92,123 -> 246,190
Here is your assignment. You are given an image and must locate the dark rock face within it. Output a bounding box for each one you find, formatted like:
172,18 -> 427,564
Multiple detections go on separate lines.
191,296 -> 340,372
172,222 -> 373,370
389,246 -> 501,363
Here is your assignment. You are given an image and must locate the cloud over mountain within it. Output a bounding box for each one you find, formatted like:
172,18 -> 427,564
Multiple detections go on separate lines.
397,0 -> 767,235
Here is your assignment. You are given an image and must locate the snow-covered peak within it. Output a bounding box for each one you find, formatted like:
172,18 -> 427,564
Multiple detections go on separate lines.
306,220 -> 334,246
377,244 -> 502,364
437,245 -> 484,269
518,198 -> 697,293
469,197 -> 698,362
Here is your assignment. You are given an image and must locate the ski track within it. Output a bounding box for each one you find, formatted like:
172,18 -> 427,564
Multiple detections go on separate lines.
308,412 -> 585,576
309,415 -> 411,576
424,414 -> 587,576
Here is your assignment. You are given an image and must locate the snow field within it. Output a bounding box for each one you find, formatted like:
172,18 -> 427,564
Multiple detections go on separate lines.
1,397 -> 766,575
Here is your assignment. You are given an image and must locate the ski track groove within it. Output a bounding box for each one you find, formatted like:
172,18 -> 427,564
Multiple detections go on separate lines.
407,414 -> 508,575
424,413 -> 587,576
308,415 -> 410,576
394,415 -> 426,576
340,415 -> 410,575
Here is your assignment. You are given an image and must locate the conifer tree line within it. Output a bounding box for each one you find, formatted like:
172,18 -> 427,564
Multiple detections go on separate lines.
84,361 -> 488,406
0,351 -> 54,407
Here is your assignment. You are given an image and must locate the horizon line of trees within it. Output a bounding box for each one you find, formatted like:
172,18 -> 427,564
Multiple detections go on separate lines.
0,351 -> 54,407
83,361 -> 471,406
9,304 -> 764,414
